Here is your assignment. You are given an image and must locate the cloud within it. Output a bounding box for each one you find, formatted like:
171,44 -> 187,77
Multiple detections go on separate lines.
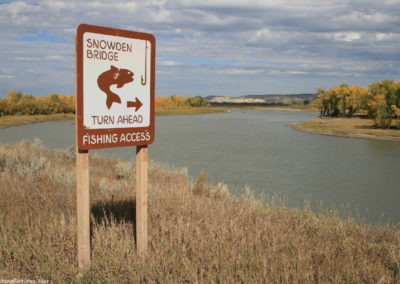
0,0 -> 399,97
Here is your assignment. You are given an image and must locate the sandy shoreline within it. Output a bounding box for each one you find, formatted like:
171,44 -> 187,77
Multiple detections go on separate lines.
288,117 -> 400,142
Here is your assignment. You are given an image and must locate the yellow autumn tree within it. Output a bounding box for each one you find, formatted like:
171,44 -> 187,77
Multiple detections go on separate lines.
0,90 -> 75,115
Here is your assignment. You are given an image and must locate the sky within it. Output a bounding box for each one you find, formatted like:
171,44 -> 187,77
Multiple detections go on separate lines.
0,0 -> 399,98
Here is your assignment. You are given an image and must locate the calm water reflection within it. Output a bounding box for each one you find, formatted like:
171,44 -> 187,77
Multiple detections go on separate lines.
1,110 -> 399,224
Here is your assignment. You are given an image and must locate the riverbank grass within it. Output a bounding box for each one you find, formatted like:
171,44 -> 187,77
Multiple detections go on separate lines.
0,141 -> 399,282
290,116 -> 400,141
0,114 -> 75,128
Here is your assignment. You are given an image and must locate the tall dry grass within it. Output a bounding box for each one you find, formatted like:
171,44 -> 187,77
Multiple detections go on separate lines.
0,140 -> 399,282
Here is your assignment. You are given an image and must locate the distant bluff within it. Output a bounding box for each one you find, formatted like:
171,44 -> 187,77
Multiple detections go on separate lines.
205,93 -> 315,105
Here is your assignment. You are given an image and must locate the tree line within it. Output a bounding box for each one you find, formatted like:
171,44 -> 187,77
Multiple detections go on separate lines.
155,94 -> 209,109
0,90 -> 75,116
0,90 -> 210,116
3,81 -> 399,129
313,80 -> 400,128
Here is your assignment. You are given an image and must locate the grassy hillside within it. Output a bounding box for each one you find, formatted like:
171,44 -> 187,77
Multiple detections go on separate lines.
0,141 -> 399,282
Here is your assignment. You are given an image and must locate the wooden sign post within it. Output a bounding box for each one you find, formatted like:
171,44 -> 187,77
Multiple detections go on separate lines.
75,24 -> 155,268
76,149 -> 90,269
136,145 -> 148,257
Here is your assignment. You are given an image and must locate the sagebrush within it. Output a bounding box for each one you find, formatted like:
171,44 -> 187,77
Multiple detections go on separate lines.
0,141 -> 399,282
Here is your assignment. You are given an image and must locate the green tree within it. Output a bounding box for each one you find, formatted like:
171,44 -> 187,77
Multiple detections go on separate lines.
5,89 -> 23,114
170,94 -> 188,107
187,96 -> 209,107
368,80 -> 400,128
313,88 -> 329,117
346,85 -> 369,117
332,84 -> 349,116
0,98 -> 7,116
18,94 -> 38,115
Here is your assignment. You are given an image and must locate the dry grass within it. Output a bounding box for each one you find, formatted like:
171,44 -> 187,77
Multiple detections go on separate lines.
290,117 -> 400,141
0,114 -> 75,129
0,141 -> 399,282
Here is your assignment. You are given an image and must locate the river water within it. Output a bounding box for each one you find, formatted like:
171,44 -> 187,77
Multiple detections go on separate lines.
1,110 -> 399,224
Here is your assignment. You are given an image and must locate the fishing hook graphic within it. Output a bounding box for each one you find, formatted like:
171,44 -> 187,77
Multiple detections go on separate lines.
141,41 -> 148,86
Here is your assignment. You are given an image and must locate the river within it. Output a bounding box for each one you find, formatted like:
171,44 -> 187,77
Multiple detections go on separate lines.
1,110 -> 399,224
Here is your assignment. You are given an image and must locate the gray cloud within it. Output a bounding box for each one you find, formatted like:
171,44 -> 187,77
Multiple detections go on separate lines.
0,0 -> 399,97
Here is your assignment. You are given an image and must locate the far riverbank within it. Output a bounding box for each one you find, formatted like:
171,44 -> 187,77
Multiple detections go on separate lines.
289,117 -> 400,142
0,113 -> 75,129
0,107 -> 229,129
0,105 -> 309,129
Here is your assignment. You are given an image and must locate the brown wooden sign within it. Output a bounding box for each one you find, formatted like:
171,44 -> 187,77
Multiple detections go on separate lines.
76,24 -> 155,150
